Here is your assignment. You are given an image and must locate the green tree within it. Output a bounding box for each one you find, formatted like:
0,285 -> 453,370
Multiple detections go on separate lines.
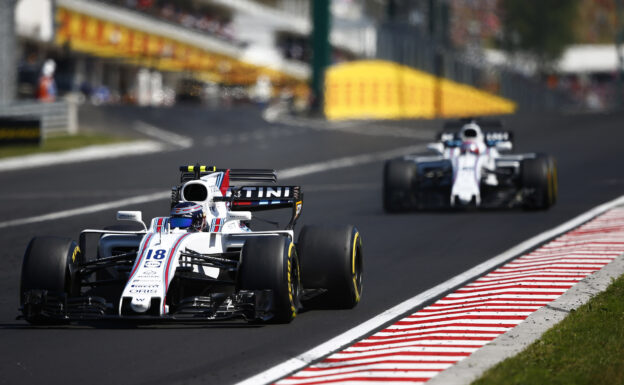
500,0 -> 580,71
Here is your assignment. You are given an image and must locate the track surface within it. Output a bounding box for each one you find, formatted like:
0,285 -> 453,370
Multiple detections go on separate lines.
0,106 -> 622,385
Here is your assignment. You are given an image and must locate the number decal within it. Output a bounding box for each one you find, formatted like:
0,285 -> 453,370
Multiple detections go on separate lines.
146,249 -> 167,260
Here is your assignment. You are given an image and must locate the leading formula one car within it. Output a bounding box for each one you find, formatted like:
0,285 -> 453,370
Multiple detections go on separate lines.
383,119 -> 558,211
20,165 -> 363,324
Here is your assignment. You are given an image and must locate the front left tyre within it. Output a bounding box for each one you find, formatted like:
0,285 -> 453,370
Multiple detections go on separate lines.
238,236 -> 301,323
297,225 -> 363,309
20,236 -> 80,324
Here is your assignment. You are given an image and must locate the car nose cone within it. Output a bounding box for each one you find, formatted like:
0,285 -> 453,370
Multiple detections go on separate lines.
130,296 -> 151,313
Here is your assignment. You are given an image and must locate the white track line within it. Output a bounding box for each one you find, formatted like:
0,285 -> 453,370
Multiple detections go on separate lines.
278,145 -> 425,179
0,144 -> 424,229
133,121 -> 193,148
234,194 -> 624,385
0,141 -> 164,172
0,192 -> 170,229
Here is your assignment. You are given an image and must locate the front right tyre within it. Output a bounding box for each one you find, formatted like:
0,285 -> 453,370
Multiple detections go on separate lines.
521,154 -> 557,210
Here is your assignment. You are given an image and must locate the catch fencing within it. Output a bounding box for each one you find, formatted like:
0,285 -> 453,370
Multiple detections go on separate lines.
376,23 -> 575,112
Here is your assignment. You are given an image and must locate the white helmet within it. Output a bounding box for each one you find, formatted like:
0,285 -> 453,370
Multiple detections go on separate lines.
42,59 -> 56,77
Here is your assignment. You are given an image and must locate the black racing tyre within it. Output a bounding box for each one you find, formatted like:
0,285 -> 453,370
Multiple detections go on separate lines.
238,236 -> 301,323
383,159 -> 417,212
521,154 -> 555,210
20,236 -> 80,324
297,225 -> 363,309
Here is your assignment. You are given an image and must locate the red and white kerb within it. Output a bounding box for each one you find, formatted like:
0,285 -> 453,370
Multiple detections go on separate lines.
276,208 -> 624,385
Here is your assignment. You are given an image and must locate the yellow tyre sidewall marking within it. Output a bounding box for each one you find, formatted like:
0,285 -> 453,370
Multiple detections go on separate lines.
287,242 -> 297,318
71,246 -> 81,263
552,163 -> 558,201
352,232 -> 361,303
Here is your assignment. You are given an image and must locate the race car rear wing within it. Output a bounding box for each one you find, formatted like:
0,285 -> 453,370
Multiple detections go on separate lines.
177,165 -> 303,229
179,165 -> 277,184
219,185 -> 303,229
442,117 -> 504,130
437,118 -> 513,149
484,131 -> 513,147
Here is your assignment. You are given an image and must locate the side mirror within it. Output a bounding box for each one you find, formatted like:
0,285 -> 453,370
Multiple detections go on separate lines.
116,211 -> 147,230
495,141 -> 513,151
427,142 -> 444,154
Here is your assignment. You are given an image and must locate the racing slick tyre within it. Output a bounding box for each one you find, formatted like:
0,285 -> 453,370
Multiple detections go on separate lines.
383,160 -> 418,212
546,155 -> 558,205
20,237 -> 80,324
238,236 -> 301,323
297,225 -> 363,309
521,154 -> 556,210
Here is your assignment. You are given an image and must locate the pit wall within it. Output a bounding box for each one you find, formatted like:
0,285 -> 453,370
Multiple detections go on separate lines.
324,60 -> 516,120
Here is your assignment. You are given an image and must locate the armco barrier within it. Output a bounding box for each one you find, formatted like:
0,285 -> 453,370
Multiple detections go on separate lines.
0,101 -> 77,136
324,60 -> 516,120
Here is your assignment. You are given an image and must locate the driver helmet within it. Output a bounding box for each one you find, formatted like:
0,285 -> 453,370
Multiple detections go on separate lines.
170,202 -> 205,231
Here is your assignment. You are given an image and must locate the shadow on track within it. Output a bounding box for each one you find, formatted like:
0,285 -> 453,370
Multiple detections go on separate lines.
0,320 -> 263,330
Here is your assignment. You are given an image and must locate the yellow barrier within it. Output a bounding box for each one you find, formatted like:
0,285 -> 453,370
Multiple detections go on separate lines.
55,7 -> 307,92
324,60 -> 516,120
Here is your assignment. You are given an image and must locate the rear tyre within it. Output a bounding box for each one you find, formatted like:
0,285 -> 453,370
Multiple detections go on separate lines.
297,225 -> 363,309
20,237 -> 80,324
383,160 -> 417,212
546,155 -> 558,205
238,236 -> 301,323
521,154 -> 556,210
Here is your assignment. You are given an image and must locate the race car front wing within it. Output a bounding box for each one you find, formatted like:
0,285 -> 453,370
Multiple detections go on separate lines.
18,289 -> 275,322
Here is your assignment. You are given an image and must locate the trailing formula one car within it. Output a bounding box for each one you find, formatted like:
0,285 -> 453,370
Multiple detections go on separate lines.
383,119 -> 558,211
19,165 -> 363,324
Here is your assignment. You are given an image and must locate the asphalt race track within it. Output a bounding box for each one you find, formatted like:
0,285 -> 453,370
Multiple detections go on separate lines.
0,106 -> 623,385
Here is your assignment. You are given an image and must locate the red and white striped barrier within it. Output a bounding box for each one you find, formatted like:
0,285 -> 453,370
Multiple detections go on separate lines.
277,208 -> 624,385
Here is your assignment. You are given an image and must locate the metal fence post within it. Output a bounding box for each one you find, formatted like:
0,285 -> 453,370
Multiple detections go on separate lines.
0,0 -> 17,104
616,0 -> 624,109
311,0 -> 330,115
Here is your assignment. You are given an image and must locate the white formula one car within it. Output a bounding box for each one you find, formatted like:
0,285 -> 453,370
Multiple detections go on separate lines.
383,119 -> 558,211
20,165 -> 363,324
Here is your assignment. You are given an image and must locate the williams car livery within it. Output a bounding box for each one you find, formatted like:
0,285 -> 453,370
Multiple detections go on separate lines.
20,165 -> 363,324
383,119 -> 558,211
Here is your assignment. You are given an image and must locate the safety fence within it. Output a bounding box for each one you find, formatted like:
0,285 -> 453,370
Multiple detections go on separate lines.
376,23 -> 575,113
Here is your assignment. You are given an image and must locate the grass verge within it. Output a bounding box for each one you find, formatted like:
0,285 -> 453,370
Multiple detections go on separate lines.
473,273 -> 624,385
0,133 -> 128,159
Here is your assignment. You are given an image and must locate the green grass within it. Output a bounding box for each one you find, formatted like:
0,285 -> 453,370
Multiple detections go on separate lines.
0,133 -> 128,159
473,274 -> 624,385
